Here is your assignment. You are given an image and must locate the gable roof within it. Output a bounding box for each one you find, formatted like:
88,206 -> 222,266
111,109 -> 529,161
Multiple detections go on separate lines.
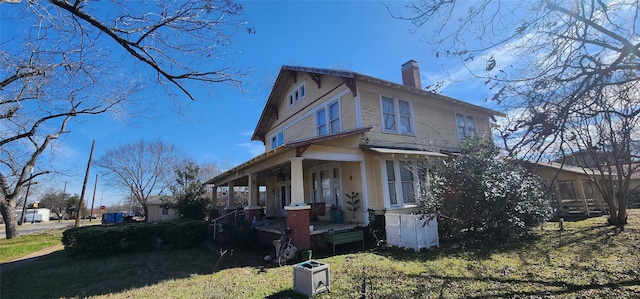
251,65 -> 506,143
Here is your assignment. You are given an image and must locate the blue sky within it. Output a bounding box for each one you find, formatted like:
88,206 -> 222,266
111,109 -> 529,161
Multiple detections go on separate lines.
5,1 -> 497,206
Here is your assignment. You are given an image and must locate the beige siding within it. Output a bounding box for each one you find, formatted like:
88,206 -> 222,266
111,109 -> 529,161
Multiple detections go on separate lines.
363,153 -> 384,210
357,81 -> 495,152
266,74 -> 356,146
284,115 -> 315,141
340,94 -> 358,130
341,162 -> 365,223
316,136 -> 362,150
147,205 -> 179,223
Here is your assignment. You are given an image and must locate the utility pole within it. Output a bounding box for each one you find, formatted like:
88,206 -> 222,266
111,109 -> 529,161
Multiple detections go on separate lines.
18,168 -> 34,226
59,182 -> 67,222
90,174 -> 98,222
76,140 -> 96,228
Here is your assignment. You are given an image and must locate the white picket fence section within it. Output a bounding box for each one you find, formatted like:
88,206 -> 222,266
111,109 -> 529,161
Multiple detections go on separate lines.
385,213 -> 439,252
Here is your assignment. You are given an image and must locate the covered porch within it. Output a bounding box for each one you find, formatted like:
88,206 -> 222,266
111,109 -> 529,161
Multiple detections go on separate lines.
532,162 -> 609,216
206,129 -> 371,250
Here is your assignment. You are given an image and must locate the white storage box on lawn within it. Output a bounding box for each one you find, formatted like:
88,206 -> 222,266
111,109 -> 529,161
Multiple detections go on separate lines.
293,261 -> 330,297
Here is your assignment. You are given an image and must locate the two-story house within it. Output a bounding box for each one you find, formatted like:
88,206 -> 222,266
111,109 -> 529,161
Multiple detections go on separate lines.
206,60 -> 505,250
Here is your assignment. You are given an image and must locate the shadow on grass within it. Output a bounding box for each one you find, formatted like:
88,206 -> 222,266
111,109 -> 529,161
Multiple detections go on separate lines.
370,237 -> 536,264
0,241 -> 289,299
412,273 -> 640,299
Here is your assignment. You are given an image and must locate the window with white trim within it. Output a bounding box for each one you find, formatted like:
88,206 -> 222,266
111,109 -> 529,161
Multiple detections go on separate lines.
381,96 -> 414,134
316,100 -> 341,136
270,131 -> 284,149
456,113 -> 477,141
385,160 -> 430,207
288,81 -> 306,107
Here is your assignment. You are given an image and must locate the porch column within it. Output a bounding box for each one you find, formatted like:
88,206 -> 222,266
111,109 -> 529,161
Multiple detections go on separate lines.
211,185 -> 219,218
576,178 -> 590,216
225,181 -> 236,211
285,157 -> 311,250
245,173 -> 263,222
224,182 -> 236,223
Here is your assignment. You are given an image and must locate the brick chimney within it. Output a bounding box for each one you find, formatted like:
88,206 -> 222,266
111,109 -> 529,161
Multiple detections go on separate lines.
401,60 -> 422,89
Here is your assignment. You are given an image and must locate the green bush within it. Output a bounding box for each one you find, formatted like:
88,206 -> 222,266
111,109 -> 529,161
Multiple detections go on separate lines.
158,220 -> 209,248
62,220 -> 209,256
62,224 -> 159,257
418,140 -> 552,244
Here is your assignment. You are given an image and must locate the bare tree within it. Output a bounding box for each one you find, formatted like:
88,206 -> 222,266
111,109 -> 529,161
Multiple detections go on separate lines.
0,1 -> 249,238
393,0 -> 639,225
36,188 -> 69,220
94,140 -> 185,220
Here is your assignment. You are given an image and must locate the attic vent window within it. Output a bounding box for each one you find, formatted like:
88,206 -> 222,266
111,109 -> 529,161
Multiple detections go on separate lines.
288,81 -> 306,107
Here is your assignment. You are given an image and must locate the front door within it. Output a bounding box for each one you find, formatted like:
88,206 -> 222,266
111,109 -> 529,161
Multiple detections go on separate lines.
276,182 -> 291,217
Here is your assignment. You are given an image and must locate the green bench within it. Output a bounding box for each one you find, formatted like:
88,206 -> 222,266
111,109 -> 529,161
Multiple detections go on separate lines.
322,230 -> 364,255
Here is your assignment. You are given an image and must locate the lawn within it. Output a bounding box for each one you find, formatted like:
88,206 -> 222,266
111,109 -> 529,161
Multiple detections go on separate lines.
1,210 -> 639,298
0,230 -> 62,263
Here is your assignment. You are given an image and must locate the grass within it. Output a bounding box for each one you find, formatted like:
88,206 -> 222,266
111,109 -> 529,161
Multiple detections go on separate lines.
0,230 -> 63,263
1,210 -> 640,298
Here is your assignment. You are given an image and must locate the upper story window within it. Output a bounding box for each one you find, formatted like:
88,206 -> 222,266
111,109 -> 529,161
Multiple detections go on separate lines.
316,100 -> 341,136
288,82 -> 306,107
381,96 -> 413,134
456,113 -> 477,141
270,131 -> 284,149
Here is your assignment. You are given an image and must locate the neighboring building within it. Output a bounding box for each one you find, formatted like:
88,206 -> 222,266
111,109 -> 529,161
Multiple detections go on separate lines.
16,208 -> 51,223
529,162 -> 609,216
206,60 -> 505,250
546,150 -> 640,214
146,196 -> 179,223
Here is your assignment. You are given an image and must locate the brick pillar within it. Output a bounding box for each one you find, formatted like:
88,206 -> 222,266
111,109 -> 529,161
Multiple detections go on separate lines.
245,207 -> 263,224
285,157 -> 310,249
285,205 -> 311,250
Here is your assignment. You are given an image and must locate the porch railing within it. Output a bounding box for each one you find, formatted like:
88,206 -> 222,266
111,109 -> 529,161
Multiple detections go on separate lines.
210,209 -> 239,240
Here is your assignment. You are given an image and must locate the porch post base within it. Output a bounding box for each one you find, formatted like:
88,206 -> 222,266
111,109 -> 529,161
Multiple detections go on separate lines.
244,205 -> 263,224
285,204 -> 311,250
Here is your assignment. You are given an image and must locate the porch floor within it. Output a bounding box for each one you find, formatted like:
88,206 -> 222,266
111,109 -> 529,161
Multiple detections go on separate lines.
255,217 -> 365,236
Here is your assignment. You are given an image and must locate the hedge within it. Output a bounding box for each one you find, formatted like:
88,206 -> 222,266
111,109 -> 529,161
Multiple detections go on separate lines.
62,220 -> 208,257
158,219 -> 209,248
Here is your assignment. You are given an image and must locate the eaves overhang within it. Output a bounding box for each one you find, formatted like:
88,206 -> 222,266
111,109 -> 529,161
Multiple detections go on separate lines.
361,146 -> 448,158
251,65 -> 358,143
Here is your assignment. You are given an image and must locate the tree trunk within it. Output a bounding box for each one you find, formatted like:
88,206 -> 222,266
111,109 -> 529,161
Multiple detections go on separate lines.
615,192 -> 628,226
0,201 -> 19,239
604,194 -> 619,225
617,205 -> 628,225
142,203 -> 149,223
607,193 -> 628,226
